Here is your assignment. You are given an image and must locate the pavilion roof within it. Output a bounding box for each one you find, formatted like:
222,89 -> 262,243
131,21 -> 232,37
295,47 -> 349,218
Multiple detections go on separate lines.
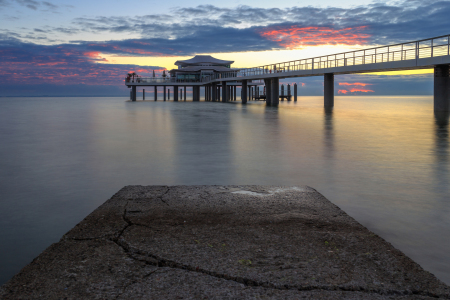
175,55 -> 234,66
169,65 -> 237,73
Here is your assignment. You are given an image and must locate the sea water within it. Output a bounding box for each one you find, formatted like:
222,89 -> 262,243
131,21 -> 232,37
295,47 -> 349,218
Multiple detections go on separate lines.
0,96 -> 448,285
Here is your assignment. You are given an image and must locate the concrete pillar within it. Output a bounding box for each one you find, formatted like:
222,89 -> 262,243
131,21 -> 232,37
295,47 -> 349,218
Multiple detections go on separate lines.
434,65 -> 450,112
143,89 -> 145,101
193,86 -> 200,101
184,86 -> 187,101
180,88 -> 183,101
164,86 -> 166,101
130,89 -> 132,101
281,84 -> 284,101
222,82 -> 227,102
168,89 -> 170,100
218,86 -> 221,101
294,83 -> 298,102
154,86 -> 157,101
234,86 -> 237,101
212,84 -> 217,101
271,77 -> 279,106
132,86 -> 136,102
241,80 -> 248,104
174,87 -> 178,101
324,73 -> 334,108
264,79 -> 272,105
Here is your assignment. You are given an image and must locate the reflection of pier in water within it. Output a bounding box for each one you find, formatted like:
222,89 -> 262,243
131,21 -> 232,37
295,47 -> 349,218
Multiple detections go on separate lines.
126,34 -> 450,113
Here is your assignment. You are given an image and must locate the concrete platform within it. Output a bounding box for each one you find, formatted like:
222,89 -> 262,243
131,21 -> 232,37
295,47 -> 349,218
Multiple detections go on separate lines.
1,185 -> 449,299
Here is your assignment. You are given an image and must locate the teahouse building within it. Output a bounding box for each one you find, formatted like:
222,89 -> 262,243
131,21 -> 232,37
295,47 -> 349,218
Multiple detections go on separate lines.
169,55 -> 237,82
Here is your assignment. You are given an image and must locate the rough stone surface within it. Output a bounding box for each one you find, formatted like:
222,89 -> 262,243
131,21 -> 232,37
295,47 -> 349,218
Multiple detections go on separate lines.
1,185 -> 449,299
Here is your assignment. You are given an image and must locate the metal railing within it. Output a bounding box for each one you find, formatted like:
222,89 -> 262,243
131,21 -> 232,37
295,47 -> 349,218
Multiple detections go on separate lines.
125,77 -> 218,84
211,34 -> 450,80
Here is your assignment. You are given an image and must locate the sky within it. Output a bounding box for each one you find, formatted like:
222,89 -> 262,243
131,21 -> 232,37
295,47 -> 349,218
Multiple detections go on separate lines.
1,0 -> 449,96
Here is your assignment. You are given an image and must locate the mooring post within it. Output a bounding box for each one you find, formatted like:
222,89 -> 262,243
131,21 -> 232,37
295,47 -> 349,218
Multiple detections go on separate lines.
241,80 -> 248,104
132,86 -> 137,102
154,86 -> 157,101
271,77 -> 279,106
287,84 -> 291,101
294,83 -> 298,101
264,79 -> 272,106
324,73 -> 334,108
184,86 -> 187,101
434,64 -> 450,112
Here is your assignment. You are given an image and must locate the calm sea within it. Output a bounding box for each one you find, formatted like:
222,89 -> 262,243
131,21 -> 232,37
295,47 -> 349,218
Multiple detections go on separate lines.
0,96 -> 449,285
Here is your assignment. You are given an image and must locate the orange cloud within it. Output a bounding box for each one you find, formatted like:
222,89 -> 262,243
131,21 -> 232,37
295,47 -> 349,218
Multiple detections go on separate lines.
339,82 -> 372,87
338,82 -> 374,93
349,88 -> 374,93
259,26 -> 370,49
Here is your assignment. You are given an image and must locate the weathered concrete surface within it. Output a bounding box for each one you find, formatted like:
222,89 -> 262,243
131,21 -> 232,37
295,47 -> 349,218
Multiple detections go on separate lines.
1,185 -> 449,299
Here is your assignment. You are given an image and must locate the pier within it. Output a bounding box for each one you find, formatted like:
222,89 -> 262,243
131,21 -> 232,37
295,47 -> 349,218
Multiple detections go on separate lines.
126,34 -> 450,111
2,185 -> 449,298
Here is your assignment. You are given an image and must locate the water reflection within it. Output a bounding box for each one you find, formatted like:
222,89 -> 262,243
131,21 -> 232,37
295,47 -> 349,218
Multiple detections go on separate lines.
434,111 -> 449,194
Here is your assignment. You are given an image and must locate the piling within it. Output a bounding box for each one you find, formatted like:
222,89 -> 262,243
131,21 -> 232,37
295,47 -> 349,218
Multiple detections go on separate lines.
434,64 -> 450,112
324,73 -> 334,108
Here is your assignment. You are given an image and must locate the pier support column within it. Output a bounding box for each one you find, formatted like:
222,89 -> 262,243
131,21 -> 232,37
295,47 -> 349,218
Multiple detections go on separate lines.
264,79 -> 272,106
434,65 -> 450,112
212,84 -> 217,102
222,82 -> 227,102
234,86 -> 237,101
280,84 -> 284,101
324,73 -> 334,108
193,86 -> 200,101
294,83 -> 298,102
154,86 -> 157,101
184,86 -> 187,101
174,87 -> 178,101
132,86 -> 136,102
241,80 -> 248,104
164,86 -> 166,101
287,84 -> 291,101
143,89 -> 145,101
271,77 -> 279,106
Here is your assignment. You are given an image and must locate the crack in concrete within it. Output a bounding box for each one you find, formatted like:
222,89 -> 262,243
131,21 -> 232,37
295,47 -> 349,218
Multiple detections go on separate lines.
158,186 -> 170,206
111,222 -> 445,298
69,188 -> 446,299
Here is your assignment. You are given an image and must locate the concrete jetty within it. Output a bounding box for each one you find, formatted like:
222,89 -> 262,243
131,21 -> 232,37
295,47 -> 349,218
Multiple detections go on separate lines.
1,185 -> 449,299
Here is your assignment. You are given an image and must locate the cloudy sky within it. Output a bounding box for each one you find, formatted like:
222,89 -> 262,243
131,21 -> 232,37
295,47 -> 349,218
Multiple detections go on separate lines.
1,0 -> 449,96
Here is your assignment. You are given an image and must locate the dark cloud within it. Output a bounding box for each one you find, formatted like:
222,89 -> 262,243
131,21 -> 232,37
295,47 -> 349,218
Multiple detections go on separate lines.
0,39 -> 164,86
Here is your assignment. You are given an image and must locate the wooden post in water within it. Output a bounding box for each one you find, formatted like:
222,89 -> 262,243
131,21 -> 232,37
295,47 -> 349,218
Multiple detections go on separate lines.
287,84 -> 291,101
294,83 -> 297,102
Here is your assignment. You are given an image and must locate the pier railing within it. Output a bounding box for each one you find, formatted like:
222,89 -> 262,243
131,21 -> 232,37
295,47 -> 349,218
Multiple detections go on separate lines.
207,34 -> 450,80
124,77 -> 213,84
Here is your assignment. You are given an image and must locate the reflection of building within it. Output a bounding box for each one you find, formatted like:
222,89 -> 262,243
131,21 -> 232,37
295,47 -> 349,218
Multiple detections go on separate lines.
169,55 -> 237,82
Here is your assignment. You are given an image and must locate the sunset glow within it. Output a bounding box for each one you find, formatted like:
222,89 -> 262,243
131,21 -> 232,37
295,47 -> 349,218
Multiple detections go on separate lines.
259,26 -> 371,49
